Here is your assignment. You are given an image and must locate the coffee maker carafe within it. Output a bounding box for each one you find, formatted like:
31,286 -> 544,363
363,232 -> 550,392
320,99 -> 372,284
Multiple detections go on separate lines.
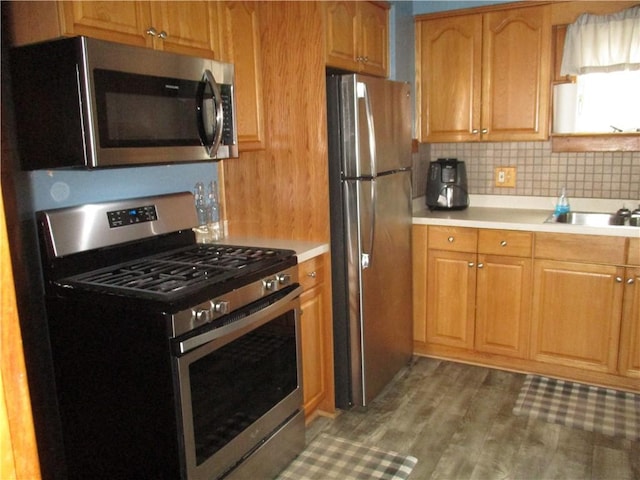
426,158 -> 469,210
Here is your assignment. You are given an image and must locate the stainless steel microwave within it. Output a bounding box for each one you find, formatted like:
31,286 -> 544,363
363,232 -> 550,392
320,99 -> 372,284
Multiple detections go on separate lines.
10,36 -> 238,169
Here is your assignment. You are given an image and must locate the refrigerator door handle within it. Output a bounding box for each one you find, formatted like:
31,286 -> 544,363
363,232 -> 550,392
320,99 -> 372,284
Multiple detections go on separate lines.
361,178 -> 376,270
356,82 -> 377,177
357,81 -> 377,270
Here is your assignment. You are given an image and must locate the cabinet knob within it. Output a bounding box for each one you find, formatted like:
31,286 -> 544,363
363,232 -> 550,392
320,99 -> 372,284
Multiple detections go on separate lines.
481,128 -> 488,134
472,129 -> 479,134
362,56 -> 369,63
627,278 -> 635,285
158,31 -> 168,39
477,263 -> 484,268
468,262 -> 475,268
307,271 -> 316,278
146,27 -> 157,36
615,276 -> 623,283
500,240 -> 507,247
448,236 -> 455,243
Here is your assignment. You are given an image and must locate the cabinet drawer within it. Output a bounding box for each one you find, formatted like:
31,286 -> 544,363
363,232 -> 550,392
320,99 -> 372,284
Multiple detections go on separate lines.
628,238 -> 640,266
428,226 -> 477,252
478,229 -> 532,257
534,233 -> 626,264
299,256 -> 324,291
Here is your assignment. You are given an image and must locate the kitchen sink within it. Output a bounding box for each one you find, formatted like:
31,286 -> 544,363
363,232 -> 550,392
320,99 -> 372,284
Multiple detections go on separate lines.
545,211 -> 638,226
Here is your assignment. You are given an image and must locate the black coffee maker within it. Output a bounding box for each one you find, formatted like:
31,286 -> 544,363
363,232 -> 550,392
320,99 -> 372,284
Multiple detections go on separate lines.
426,158 -> 469,210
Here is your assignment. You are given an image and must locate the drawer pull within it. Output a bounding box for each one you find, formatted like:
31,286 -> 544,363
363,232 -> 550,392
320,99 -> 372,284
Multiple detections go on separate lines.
448,236 -> 455,243
307,271 -> 316,278
500,240 -> 507,247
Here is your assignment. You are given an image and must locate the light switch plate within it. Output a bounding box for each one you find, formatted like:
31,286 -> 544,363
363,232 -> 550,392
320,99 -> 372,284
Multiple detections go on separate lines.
494,167 -> 516,187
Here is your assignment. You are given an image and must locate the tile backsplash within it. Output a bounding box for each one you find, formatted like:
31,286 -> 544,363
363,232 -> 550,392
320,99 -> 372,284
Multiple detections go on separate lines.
413,141 -> 640,201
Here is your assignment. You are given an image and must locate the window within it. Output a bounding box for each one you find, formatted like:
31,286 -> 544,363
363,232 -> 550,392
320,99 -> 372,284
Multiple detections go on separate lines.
573,70 -> 640,133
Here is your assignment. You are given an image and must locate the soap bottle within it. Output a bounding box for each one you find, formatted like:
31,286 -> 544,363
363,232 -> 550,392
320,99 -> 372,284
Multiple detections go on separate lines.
554,186 -> 570,216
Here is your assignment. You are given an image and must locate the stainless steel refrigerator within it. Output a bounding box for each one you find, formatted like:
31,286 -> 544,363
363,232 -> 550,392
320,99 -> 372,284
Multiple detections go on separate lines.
327,73 -> 413,408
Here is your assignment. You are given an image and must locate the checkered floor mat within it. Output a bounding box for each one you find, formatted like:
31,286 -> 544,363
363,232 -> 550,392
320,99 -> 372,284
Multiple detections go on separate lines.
513,375 -> 640,441
276,433 -> 417,480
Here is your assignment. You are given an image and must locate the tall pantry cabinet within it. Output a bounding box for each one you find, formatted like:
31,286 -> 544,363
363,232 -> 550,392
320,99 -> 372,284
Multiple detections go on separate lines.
416,4 -> 551,142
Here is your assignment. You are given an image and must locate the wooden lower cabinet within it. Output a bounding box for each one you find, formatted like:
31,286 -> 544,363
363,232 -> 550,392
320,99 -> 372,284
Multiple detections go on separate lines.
530,260 -> 624,373
618,266 -> 640,378
426,249 -> 476,349
421,226 -> 532,360
299,255 -> 334,419
413,226 -> 639,392
475,254 -> 532,358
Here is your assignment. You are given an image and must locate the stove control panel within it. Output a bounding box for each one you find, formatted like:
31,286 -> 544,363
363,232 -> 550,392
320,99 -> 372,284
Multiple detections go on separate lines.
107,205 -> 158,228
171,265 -> 299,339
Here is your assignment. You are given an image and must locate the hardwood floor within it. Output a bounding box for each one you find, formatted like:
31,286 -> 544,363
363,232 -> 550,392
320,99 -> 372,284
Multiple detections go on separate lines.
306,357 -> 640,479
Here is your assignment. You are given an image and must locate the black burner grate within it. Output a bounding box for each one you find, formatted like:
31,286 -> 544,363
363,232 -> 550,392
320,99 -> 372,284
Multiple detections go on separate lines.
58,245 -> 291,298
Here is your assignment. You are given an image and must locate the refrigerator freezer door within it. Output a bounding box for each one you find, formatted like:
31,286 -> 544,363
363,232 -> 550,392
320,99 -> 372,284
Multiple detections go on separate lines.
339,75 -> 412,178
344,169 -> 413,406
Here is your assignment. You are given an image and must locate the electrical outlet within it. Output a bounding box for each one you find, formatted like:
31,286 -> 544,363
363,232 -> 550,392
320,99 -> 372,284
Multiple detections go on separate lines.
494,167 -> 516,187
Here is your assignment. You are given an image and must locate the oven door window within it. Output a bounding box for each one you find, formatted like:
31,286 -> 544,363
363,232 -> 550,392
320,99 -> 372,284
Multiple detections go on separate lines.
93,69 -> 203,148
187,311 -> 298,466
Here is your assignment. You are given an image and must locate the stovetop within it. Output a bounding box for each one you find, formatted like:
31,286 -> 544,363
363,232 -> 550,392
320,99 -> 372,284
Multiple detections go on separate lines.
56,244 -> 296,303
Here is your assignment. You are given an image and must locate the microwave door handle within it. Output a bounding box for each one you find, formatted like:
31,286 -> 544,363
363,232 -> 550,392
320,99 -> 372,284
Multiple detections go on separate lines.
196,70 -> 224,157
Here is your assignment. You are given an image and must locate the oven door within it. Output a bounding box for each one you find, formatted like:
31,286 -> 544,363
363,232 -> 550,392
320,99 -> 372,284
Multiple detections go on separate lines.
173,286 -> 303,480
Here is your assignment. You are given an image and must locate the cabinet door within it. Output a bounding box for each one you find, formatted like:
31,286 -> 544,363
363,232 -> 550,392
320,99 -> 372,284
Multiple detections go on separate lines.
412,225 -> 429,346
358,2 -> 388,77
148,1 -> 217,58
299,257 -> 327,417
531,260 -> 624,373
300,287 -> 326,416
325,1 -> 359,71
59,1 -> 153,48
618,267 -> 640,378
426,250 -> 476,349
216,2 -> 265,150
475,255 -> 532,358
417,14 -> 482,142
482,5 -> 551,141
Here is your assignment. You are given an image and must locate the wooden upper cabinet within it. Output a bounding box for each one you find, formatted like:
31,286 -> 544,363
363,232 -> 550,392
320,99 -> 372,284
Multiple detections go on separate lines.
13,1 -> 218,58
146,1 -> 218,58
325,1 -> 389,77
357,2 -> 389,77
482,6 -> 551,141
417,14 -> 482,143
417,4 -> 551,143
58,1 -> 153,48
215,1 -> 265,151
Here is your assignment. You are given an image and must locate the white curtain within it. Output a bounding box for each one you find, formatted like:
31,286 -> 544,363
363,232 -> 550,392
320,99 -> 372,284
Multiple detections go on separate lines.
560,5 -> 640,75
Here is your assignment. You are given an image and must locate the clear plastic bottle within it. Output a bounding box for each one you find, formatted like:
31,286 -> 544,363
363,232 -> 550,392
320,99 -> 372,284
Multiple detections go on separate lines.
194,182 -> 208,226
207,181 -> 223,240
554,186 -> 570,216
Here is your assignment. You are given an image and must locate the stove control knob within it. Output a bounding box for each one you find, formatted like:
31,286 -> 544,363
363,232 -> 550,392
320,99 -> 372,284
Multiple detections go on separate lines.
195,308 -> 212,324
211,300 -> 230,315
263,277 -> 278,291
277,273 -> 292,286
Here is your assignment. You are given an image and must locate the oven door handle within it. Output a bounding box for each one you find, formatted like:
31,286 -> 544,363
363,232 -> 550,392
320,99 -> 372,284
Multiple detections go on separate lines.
176,285 -> 302,355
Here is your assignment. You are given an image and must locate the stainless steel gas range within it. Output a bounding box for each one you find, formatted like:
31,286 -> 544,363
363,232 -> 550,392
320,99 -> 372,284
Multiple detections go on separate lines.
37,192 -> 304,480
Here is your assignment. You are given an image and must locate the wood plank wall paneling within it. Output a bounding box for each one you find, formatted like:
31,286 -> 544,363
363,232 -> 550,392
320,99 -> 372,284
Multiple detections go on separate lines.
222,1 -> 330,242
0,186 -> 42,480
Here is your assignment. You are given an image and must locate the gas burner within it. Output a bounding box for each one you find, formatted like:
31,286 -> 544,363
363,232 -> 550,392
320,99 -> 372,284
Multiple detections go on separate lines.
57,244 -> 295,301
